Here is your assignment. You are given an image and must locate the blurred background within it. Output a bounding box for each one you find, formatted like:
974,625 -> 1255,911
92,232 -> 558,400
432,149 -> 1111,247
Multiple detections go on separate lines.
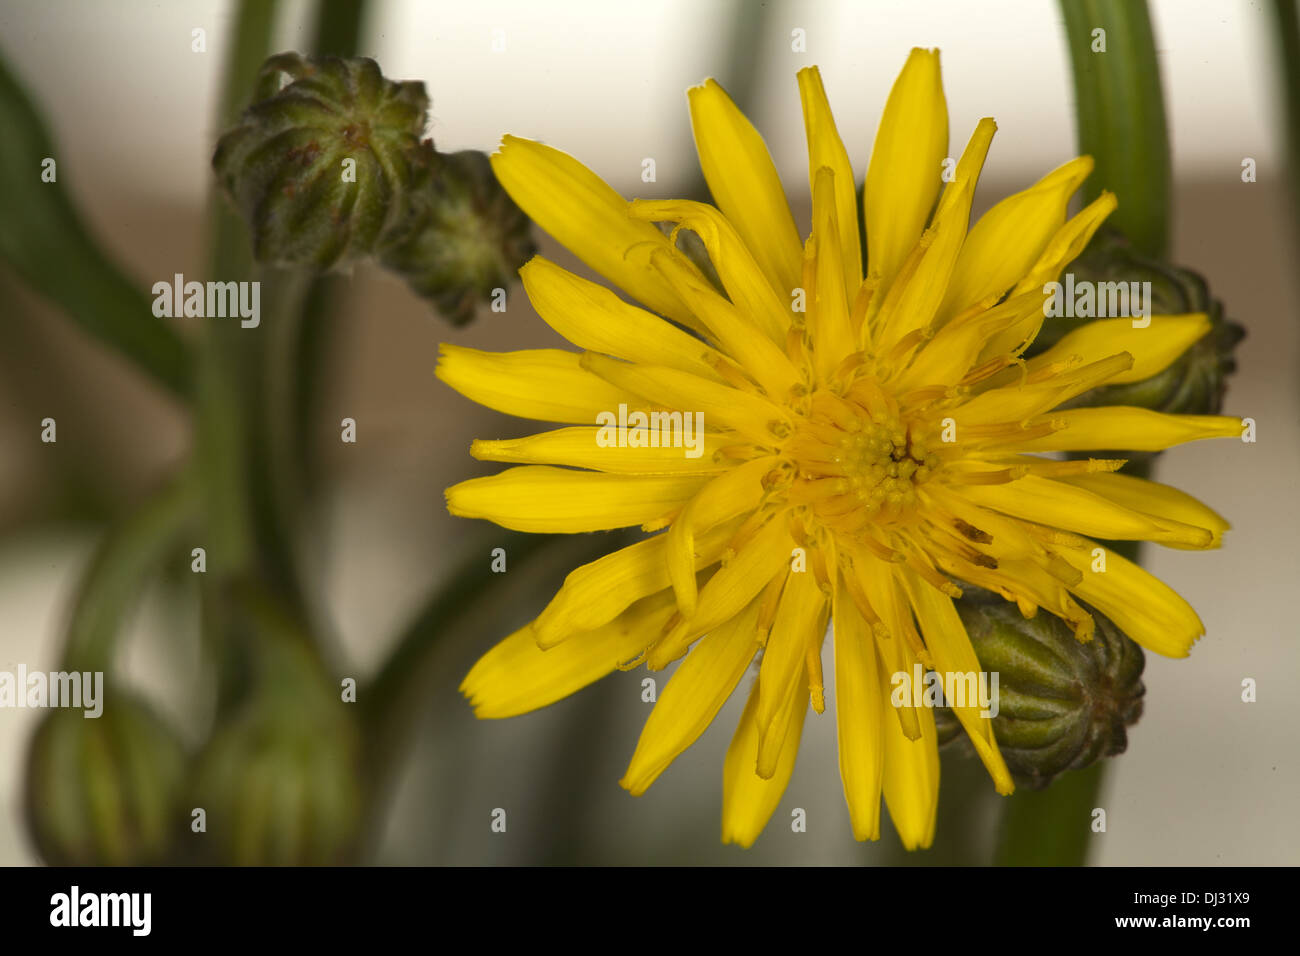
0,0 -> 1296,865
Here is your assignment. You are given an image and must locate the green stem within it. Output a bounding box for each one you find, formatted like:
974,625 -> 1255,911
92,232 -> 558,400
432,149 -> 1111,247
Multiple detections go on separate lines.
1272,0 -> 1300,244
995,763 -> 1106,866
246,269 -> 315,606
1060,0 -> 1171,257
313,0 -> 369,55
61,470 -> 201,674
195,0 -> 280,709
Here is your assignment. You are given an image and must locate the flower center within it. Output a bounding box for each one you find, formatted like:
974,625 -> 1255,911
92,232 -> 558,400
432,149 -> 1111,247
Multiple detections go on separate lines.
783,387 -> 940,530
836,419 -> 937,513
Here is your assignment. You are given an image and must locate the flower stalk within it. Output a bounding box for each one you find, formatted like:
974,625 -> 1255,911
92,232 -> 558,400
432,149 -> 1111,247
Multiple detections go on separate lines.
1060,0 -> 1171,258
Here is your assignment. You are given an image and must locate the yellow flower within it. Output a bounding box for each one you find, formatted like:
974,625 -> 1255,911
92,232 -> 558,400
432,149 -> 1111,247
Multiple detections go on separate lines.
440,49 -> 1239,849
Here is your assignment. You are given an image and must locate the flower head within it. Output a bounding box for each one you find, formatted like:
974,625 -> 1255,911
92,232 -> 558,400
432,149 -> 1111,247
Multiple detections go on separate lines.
440,50 -> 1239,848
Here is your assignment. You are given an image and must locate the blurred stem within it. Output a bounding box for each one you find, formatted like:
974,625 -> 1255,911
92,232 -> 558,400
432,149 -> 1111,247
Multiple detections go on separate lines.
293,0 -> 370,493
0,54 -> 192,397
994,2 -> 1173,866
995,763 -> 1106,866
195,0 -> 279,706
1272,0 -> 1300,242
360,532 -> 557,790
247,270 -> 315,607
1060,0 -> 1171,257
360,531 -> 631,856
198,0 -> 371,699
61,470 -> 200,674
195,0 -> 278,577
313,0 -> 368,54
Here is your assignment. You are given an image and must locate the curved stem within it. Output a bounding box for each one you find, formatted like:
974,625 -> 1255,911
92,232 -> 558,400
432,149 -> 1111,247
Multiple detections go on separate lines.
360,532 -> 557,779
0,55 -> 192,398
1272,0 -> 1300,243
1061,0 -> 1171,257
357,529 -> 629,851
61,470 -> 201,674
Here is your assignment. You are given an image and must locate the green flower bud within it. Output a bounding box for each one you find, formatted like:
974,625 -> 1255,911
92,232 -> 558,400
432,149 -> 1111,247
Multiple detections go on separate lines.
25,693 -> 186,865
935,587 -> 1145,789
1032,230 -> 1244,418
189,698 -> 363,865
188,626 -> 363,866
380,149 -> 536,324
213,53 -> 436,269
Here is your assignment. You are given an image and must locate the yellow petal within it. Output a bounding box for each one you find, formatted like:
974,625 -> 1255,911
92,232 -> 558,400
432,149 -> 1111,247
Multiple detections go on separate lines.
756,568 -> 827,777
955,352 -> 1134,425
893,288 -> 1043,390
960,474 -> 1215,548
1056,471 -> 1230,549
688,79 -> 803,297
873,118 -> 995,350
1026,314 -> 1211,385
646,248 -> 801,398
976,191 -> 1117,362
877,640 -> 940,850
667,457 -> 777,617
628,199 -> 789,343
721,671 -> 808,848
864,48 -> 948,295
649,514 -> 791,669
472,426 -> 734,476
1011,191 -> 1117,297
1057,543 -> 1205,657
922,485 -> 1041,562
533,519 -> 740,648
461,592 -> 675,718
855,557 -> 929,738
519,256 -> 723,381
1012,407 -> 1244,453
580,352 -> 788,446
808,166 -> 857,380
899,568 -> 1014,794
490,135 -> 699,330
797,66 -> 861,293
938,156 -> 1094,322
621,599 -> 762,796
436,345 -> 650,425
832,576 -> 884,841
446,465 -> 707,533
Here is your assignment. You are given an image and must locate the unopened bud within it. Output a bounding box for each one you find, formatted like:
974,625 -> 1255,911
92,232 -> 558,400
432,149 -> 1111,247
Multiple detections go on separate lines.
213,53 -> 436,269
936,587 -> 1145,789
25,694 -> 186,865
188,616 -> 363,866
380,149 -> 536,324
1035,230 -> 1244,419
